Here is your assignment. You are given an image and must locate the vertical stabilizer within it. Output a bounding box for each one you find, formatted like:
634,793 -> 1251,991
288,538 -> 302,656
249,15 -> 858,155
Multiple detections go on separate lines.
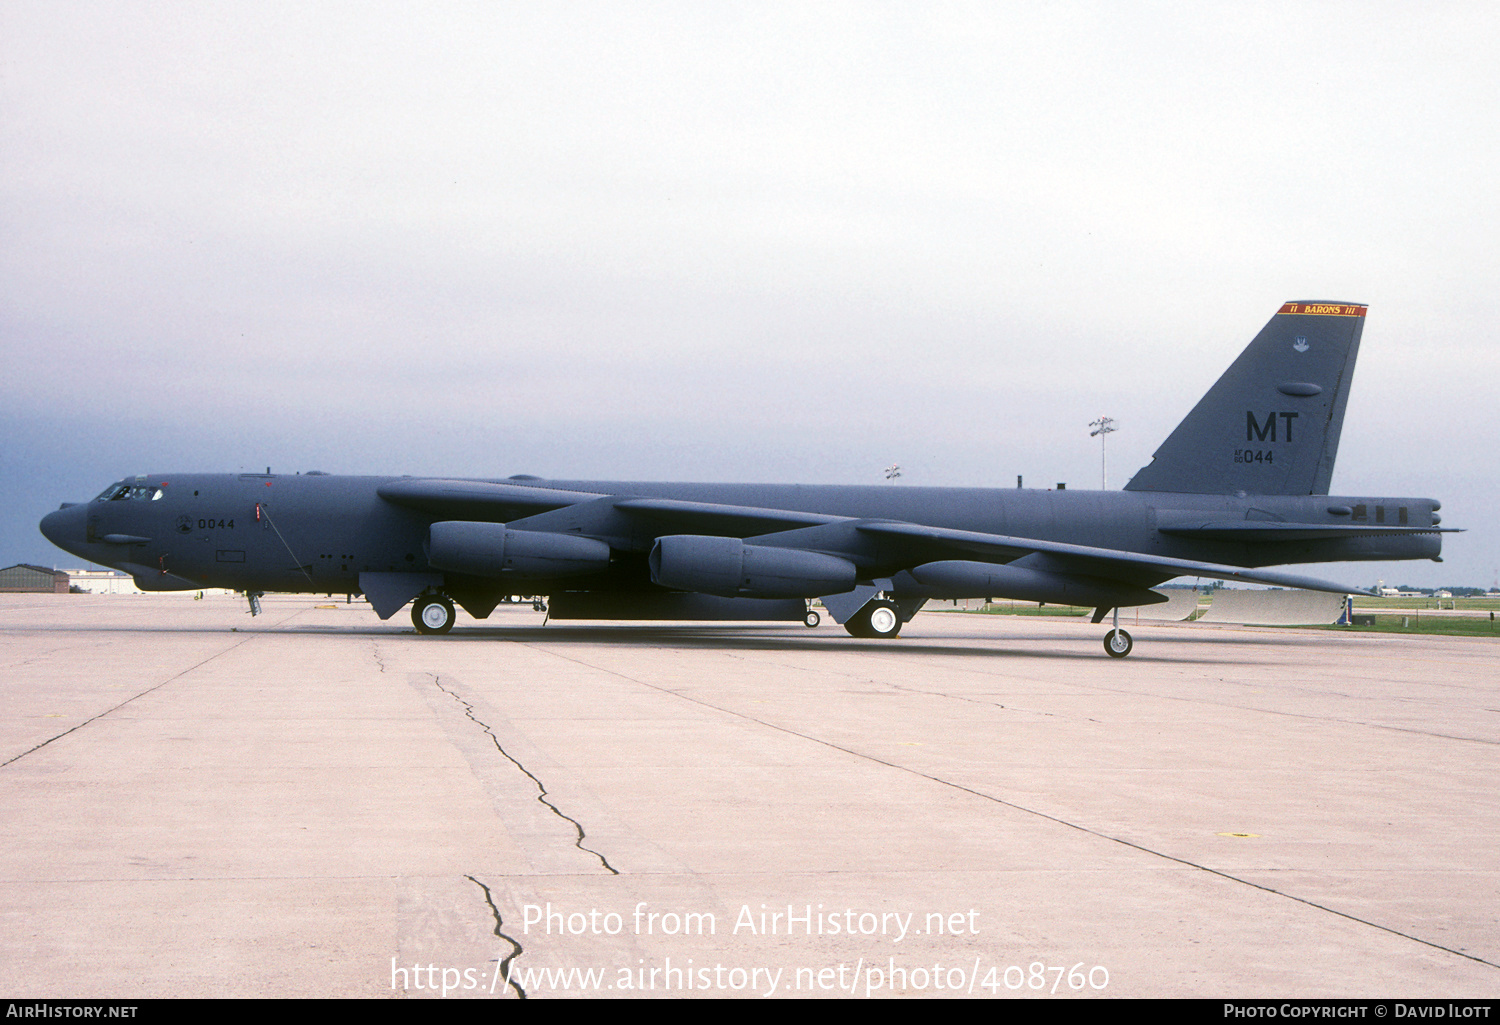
1124,301 -> 1366,496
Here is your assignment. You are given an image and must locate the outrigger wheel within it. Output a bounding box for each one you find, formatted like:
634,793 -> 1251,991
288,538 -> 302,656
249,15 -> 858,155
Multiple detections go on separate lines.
1103,628 -> 1133,658
412,593 -> 456,635
844,599 -> 902,639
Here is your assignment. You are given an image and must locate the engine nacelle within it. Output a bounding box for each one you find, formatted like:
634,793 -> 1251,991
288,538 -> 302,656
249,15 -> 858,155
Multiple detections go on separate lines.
649,535 -> 857,598
905,560 -> 1167,608
427,521 -> 611,579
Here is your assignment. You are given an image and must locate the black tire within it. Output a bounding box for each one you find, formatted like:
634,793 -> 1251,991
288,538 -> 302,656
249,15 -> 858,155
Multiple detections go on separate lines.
1103,628 -> 1133,658
412,594 -> 456,635
804,610 -> 821,628
845,599 -> 901,639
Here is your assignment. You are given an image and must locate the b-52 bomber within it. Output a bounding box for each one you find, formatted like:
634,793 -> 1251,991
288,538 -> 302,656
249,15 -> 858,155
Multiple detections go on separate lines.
40,302 -> 1455,656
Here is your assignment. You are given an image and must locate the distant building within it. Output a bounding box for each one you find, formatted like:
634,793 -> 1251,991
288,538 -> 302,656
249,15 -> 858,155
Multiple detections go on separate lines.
0,564 -> 71,593
66,569 -> 144,595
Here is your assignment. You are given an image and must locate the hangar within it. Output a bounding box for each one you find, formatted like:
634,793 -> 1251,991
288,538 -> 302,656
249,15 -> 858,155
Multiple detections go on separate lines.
0,564 -> 69,593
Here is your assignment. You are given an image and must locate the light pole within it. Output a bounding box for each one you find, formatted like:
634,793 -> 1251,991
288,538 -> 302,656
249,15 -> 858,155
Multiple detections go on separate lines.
1089,417 -> 1116,489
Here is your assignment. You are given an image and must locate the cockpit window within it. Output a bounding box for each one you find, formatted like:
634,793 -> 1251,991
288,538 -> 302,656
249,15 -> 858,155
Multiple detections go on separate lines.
94,483 -> 162,502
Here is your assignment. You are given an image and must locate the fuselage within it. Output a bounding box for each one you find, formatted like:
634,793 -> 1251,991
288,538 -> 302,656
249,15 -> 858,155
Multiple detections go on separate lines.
40,472 -> 1444,596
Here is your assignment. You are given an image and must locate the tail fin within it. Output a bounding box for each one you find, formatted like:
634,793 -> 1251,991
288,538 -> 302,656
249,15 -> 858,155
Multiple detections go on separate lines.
1124,301 -> 1366,496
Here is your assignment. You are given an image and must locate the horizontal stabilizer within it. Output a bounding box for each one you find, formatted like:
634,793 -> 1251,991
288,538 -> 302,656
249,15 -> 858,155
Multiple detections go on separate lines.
1158,522 -> 1460,542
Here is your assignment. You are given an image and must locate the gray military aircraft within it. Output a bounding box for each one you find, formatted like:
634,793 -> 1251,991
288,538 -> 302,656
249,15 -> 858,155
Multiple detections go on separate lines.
39,301 -> 1454,657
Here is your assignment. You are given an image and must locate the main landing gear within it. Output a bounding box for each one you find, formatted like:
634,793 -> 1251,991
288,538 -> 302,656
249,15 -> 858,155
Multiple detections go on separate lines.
412,593 -> 456,635
844,599 -> 901,639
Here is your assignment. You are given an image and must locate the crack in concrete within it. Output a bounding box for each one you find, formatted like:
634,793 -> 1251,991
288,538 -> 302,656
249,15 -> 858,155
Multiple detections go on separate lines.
465,874 -> 526,999
432,675 -> 618,875
524,642 -> 1500,974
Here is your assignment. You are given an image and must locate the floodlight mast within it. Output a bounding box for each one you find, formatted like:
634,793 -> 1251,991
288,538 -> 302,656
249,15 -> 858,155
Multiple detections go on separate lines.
1089,416 -> 1117,489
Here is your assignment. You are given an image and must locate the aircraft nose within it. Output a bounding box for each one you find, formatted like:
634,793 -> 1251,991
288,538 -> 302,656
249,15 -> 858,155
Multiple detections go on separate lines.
39,504 -> 84,551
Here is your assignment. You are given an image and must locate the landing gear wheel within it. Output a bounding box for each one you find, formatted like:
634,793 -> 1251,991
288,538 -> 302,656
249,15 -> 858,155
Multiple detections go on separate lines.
804,610 -> 821,628
412,594 -> 456,635
845,599 -> 901,639
1104,628 -> 1133,658
867,601 -> 901,637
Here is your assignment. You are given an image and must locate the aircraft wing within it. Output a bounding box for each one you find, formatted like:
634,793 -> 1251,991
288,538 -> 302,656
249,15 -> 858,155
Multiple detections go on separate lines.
376,478 -> 606,520
378,483 -> 1374,595
381,484 -> 848,535
854,520 -> 1375,595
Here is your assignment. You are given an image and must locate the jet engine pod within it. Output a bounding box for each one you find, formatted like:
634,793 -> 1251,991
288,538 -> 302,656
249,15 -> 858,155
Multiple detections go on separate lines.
649,535 -> 857,598
427,521 -> 611,578
906,561 -> 1167,608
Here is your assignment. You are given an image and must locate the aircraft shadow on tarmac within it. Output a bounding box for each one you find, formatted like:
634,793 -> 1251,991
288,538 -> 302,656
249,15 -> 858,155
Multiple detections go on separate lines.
22,618 -> 1283,663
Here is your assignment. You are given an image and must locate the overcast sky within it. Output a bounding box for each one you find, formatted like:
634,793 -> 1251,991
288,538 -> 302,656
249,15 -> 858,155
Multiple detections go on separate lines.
3,1 -> 1496,588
